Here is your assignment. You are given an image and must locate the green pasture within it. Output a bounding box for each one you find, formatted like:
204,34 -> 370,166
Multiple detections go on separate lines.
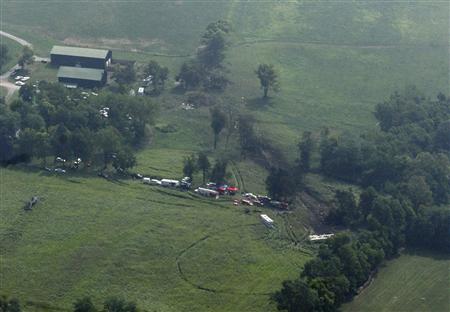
343,252 -> 450,312
1,1 -> 449,310
3,2 -> 448,157
0,167 -> 310,311
0,35 -> 22,74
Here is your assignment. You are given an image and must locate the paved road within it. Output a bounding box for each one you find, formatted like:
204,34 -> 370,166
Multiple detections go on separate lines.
0,30 -> 49,101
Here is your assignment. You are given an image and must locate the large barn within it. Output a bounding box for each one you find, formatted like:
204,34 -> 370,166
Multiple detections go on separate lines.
57,66 -> 107,88
50,46 -> 112,70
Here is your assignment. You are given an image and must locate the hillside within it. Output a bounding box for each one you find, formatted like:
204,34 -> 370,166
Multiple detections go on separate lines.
2,1 -> 448,157
0,168 -> 312,312
1,1 -> 449,311
343,252 -> 450,312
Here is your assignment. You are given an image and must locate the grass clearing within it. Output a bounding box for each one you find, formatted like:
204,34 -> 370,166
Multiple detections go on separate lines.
0,167 -> 309,311
343,252 -> 450,312
3,2 -> 448,156
1,1 -> 449,310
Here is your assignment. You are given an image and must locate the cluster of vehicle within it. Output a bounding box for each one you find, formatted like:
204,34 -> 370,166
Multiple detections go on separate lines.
142,176 -> 192,189
235,193 -> 289,209
205,182 -> 239,195
137,75 -> 154,96
180,102 -> 195,110
81,91 -> 98,100
44,157 -> 85,174
14,75 -> 30,86
99,107 -> 110,118
194,183 -> 239,199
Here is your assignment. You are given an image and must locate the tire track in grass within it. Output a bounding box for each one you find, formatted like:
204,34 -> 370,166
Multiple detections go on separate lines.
229,161 -> 245,193
175,223 -> 274,296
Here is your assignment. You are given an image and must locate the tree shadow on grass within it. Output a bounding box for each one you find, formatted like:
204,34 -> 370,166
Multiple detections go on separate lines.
245,96 -> 274,111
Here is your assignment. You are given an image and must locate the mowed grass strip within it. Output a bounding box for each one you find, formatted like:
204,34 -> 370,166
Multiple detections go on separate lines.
343,252 -> 450,312
0,168 -> 308,311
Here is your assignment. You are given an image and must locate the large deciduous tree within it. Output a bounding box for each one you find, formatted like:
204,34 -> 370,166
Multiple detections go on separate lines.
177,61 -> 203,90
297,131 -> 315,173
265,167 -> 295,200
197,20 -> 231,69
183,155 -> 197,179
0,44 -> 9,71
18,46 -> 34,70
144,60 -> 169,93
256,64 -> 279,98
210,106 -> 226,149
112,64 -> 136,86
210,160 -> 228,184
197,152 -> 210,184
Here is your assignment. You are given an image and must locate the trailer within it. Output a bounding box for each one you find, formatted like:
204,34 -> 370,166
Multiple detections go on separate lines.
161,179 -> 180,187
260,214 -> 274,228
195,187 -> 219,198
309,234 -> 334,241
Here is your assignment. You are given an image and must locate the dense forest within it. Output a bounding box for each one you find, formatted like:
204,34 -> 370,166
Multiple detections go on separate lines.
272,88 -> 450,311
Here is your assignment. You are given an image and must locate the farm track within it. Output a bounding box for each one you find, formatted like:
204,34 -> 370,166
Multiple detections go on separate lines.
0,29 -> 437,102
233,38 -> 446,50
229,161 -> 246,192
0,31 -> 49,101
281,214 -> 301,244
175,222 -> 274,296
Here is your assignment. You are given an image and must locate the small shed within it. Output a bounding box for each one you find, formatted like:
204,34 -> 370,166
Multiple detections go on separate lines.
57,66 -> 106,88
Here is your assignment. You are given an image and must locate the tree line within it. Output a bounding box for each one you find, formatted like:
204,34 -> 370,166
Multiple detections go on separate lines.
272,89 -> 450,311
0,44 -> 9,72
0,296 -> 138,312
0,82 -> 157,171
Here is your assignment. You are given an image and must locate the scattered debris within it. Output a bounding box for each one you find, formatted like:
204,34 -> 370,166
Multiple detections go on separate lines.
24,196 -> 39,211
309,233 -> 334,241
180,102 -> 195,110
99,107 -> 109,118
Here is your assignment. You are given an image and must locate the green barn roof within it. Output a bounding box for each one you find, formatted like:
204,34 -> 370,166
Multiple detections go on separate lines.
57,66 -> 104,81
51,45 -> 110,59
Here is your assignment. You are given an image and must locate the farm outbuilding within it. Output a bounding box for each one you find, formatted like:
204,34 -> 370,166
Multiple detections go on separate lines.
51,45 -> 112,70
57,66 -> 106,88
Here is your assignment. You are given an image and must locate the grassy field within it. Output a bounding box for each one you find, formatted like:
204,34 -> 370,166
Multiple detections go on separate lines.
0,167 -> 311,311
0,35 -> 22,73
3,2 -> 448,159
1,1 -> 449,310
343,252 -> 450,312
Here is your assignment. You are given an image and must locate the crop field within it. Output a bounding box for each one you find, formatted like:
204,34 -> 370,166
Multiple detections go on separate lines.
343,252 -> 450,312
0,168 -> 311,311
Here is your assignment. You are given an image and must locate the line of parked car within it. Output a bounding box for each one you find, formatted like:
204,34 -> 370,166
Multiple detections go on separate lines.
235,193 -> 289,209
142,176 -> 192,189
14,75 -> 30,86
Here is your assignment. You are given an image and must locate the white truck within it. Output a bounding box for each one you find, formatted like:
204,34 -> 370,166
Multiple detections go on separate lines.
195,187 -> 219,198
260,214 -> 274,228
161,179 -> 180,187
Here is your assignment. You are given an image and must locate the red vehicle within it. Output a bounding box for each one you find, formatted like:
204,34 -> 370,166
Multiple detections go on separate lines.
227,186 -> 239,195
217,186 -> 227,195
